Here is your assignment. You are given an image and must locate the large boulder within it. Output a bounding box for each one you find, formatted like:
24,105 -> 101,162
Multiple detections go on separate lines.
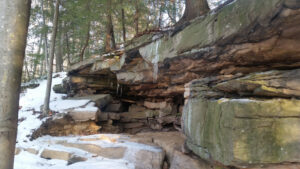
183,79 -> 300,167
53,84 -> 67,94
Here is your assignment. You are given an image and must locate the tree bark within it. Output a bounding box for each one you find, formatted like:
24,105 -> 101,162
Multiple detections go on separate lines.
158,0 -> 163,28
79,0 -> 91,61
65,30 -> 71,66
177,0 -> 210,25
105,0 -> 116,52
56,23 -> 63,72
43,0 -> 60,115
173,0 -> 177,23
0,0 -> 31,168
41,0 -> 49,72
24,59 -> 30,82
121,0 -> 126,42
40,58 -> 44,77
33,34 -> 43,79
134,1 -> 139,35
80,21 -> 90,62
167,0 -> 177,24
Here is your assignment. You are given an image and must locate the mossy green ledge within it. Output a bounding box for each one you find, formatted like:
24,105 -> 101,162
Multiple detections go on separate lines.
183,81 -> 300,167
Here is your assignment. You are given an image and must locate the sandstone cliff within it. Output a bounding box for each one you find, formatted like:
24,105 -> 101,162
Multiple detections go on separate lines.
60,0 -> 300,168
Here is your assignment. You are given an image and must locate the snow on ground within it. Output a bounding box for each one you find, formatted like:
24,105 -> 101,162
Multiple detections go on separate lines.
15,72 -> 161,169
15,150 -> 134,169
17,72 -> 98,144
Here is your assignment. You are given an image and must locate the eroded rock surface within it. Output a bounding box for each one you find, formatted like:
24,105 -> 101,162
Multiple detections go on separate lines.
52,0 -> 300,168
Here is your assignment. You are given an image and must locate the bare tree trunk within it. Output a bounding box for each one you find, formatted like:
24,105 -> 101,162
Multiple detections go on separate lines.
105,0 -> 116,52
134,2 -> 139,35
80,21 -> 90,61
154,0 -> 159,27
176,0 -> 210,25
32,34 -> 43,79
24,59 -> 30,82
40,59 -> 44,77
41,0 -> 49,71
59,26 -> 64,70
42,57 -> 47,76
43,0 -> 60,115
121,0 -> 126,42
56,23 -> 63,72
173,0 -> 177,23
0,0 -> 31,168
65,31 -> 71,66
158,0 -> 163,28
167,0 -> 177,24
79,0 -> 91,61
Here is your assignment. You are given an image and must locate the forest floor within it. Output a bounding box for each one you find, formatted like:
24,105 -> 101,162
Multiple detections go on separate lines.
14,73 -> 166,169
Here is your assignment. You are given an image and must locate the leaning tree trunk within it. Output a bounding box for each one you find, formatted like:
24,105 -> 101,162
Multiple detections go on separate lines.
176,0 -> 210,25
43,0 -> 60,115
0,0 -> 31,168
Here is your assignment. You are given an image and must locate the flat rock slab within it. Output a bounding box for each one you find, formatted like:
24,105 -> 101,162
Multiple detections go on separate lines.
41,149 -> 72,161
58,142 -> 126,159
67,103 -> 98,122
25,148 -> 39,155
71,94 -> 112,109
68,110 -> 97,122
144,101 -> 169,109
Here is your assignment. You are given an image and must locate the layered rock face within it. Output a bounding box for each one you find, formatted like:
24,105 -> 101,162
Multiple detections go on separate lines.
60,0 -> 300,168
183,72 -> 300,167
178,0 -> 300,168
